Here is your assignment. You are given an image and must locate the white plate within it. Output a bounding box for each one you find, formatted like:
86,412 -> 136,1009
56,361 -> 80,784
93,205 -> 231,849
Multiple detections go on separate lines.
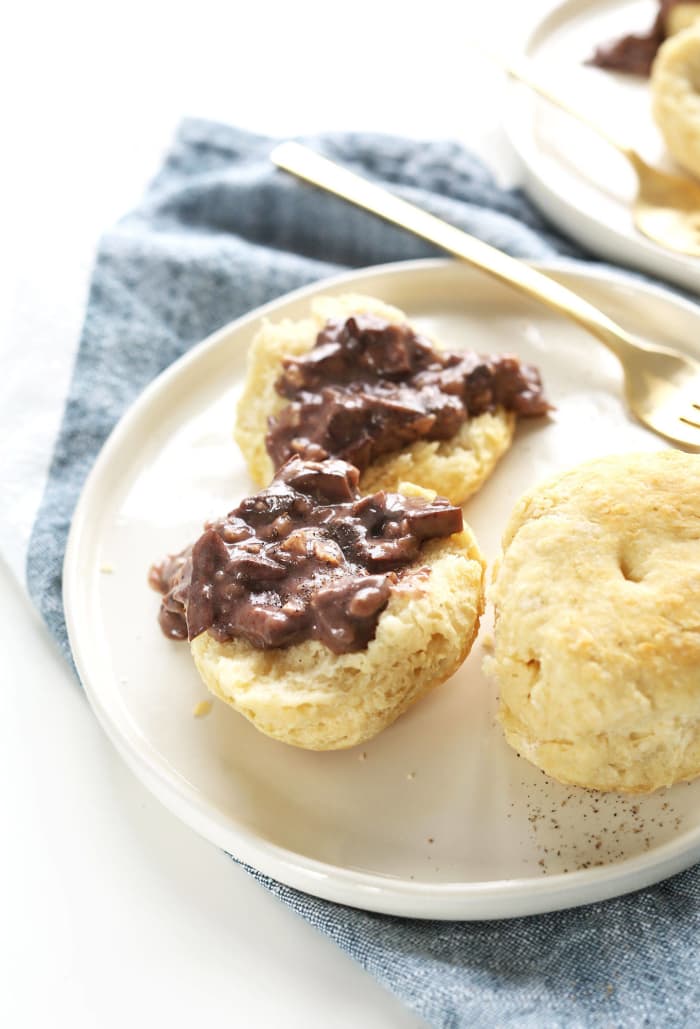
505,0 -> 699,294
65,258 -> 700,921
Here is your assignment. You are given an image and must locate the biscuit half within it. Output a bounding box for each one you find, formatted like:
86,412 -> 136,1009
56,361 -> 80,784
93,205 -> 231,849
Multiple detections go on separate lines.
191,510 -> 485,750
234,293 -> 514,505
488,450 -> 700,793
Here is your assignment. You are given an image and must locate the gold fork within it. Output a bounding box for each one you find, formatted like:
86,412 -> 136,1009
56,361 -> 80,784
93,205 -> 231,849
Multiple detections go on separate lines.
494,53 -> 700,258
271,141 -> 700,450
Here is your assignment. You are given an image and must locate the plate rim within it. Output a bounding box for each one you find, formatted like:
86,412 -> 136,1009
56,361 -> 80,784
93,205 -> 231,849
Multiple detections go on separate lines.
64,255 -> 700,920
502,0 -> 700,295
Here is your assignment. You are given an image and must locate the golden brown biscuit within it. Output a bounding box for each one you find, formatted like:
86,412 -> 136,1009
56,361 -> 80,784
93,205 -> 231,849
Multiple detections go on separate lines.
192,491 -> 485,751
234,294 -> 515,505
665,4 -> 700,40
487,450 -> 700,793
651,25 -> 700,179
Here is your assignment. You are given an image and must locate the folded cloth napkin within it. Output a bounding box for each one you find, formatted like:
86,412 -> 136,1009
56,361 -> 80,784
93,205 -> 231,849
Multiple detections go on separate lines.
24,119 -> 700,1028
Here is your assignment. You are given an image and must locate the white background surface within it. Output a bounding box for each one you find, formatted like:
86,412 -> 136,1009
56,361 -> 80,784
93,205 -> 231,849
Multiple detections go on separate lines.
1,0 -> 565,1025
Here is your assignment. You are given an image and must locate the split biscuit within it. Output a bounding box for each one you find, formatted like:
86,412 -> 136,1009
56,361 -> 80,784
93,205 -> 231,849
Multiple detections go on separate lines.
192,488 -> 485,751
234,293 -> 515,505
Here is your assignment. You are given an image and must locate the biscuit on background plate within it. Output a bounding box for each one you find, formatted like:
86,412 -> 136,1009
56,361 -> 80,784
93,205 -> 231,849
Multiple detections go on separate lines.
651,24 -> 700,180
488,450 -> 700,793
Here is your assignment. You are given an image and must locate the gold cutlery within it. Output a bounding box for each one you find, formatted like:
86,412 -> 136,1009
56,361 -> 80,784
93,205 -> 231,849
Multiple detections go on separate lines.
271,141 -> 700,449
494,53 -> 700,258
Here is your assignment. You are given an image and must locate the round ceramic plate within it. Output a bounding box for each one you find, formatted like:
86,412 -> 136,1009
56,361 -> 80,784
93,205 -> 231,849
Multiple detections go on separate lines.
64,258 -> 700,920
504,0 -> 699,294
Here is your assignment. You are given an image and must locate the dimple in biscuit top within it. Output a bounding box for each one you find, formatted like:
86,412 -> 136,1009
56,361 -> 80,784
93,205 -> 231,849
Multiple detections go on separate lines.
149,457 -> 463,655
265,314 -> 550,472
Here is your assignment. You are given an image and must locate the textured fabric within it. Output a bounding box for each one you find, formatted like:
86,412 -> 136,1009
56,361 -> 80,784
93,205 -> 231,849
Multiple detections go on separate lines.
248,866 -> 700,1028
25,118 -> 700,1028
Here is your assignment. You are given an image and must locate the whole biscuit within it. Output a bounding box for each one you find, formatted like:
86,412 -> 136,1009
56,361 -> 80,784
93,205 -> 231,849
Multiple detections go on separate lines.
488,450 -> 700,793
191,500 -> 485,751
234,293 -> 514,505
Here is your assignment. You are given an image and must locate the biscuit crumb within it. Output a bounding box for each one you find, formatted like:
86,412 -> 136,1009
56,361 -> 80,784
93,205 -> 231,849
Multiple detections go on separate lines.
193,700 -> 213,718
407,771 -> 416,780
481,631 -> 495,652
427,836 -> 434,844
358,751 -> 367,761
100,563 -> 115,574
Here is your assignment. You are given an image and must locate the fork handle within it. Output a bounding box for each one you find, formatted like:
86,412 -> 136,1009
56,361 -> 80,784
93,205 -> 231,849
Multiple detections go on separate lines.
495,55 -> 635,160
271,142 -> 635,362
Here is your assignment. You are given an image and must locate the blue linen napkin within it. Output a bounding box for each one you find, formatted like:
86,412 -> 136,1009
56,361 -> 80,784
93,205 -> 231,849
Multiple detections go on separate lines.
27,118 -> 700,1028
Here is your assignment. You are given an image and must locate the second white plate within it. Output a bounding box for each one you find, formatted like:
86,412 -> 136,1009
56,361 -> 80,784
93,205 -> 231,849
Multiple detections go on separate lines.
505,0 -> 699,294
64,258 -> 700,920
